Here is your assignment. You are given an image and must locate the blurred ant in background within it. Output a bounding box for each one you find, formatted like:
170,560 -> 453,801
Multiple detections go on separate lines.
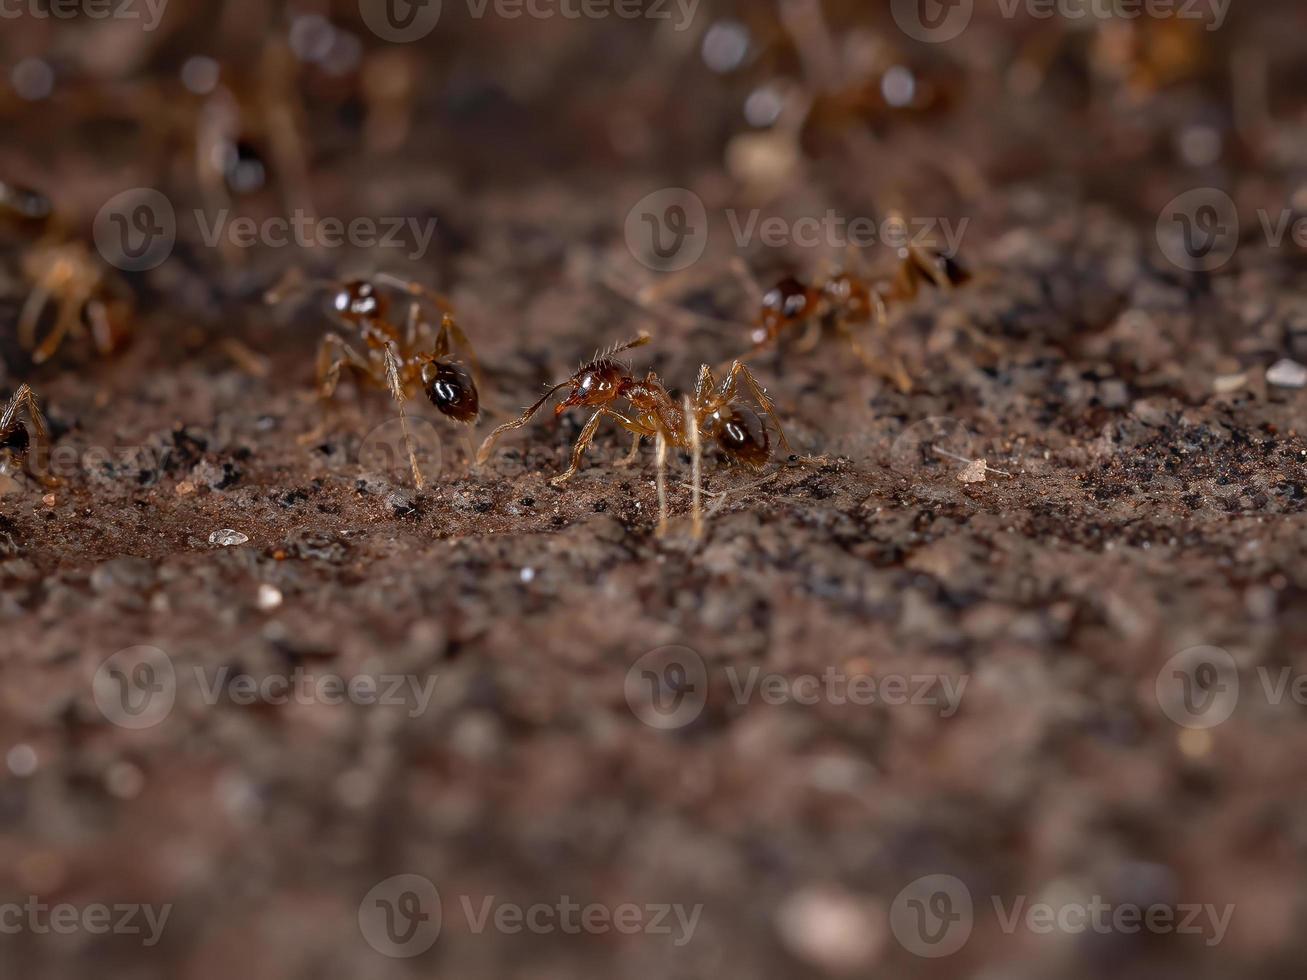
0,384 -> 51,485
740,233 -> 972,392
477,335 -> 789,536
266,270 -> 483,490
0,181 -> 134,365
630,212 -> 976,393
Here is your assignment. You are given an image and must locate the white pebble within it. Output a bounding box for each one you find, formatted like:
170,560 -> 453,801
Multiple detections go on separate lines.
209,529 -> 249,547
6,744 -> 37,777
519,567 -> 536,583
1266,359 -> 1307,389
775,886 -> 886,973
257,584 -> 283,610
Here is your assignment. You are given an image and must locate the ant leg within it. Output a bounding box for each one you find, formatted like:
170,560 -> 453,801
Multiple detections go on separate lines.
794,316 -> 822,354
613,432 -> 643,468
299,334 -> 372,446
849,292 -> 913,393
31,294 -> 85,365
86,299 -> 118,356
719,361 -> 792,453
371,273 -> 456,315
728,257 -> 764,308
655,430 -> 669,536
17,285 -> 51,352
551,408 -> 619,487
684,394 -> 703,540
381,341 -> 424,491
476,381 -> 571,465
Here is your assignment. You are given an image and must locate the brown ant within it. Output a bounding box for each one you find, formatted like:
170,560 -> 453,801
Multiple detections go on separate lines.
1,181 -> 134,365
0,384 -> 51,484
742,237 -> 971,393
266,270 -> 482,490
476,336 -> 789,535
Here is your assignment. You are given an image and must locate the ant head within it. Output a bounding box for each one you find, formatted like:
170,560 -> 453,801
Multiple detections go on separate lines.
333,280 -> 389,323
760,276 -> 814,332
422,359 -> 479,423
702,405 -> 770,469
556,360 -> 626,415
0,423 -> 30,471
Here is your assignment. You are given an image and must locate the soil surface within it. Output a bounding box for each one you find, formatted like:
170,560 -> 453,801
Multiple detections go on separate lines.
2,3 -> 1307,979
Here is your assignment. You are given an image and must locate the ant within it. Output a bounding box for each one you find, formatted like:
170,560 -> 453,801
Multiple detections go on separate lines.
476,336 -> 789,535
1,181 -> 134,365
265,270 -> 482,490
742,237 -> 971,393
0,384 -> 50,484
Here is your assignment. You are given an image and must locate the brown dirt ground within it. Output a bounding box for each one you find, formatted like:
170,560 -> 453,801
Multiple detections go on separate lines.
3,3 -> 1307,979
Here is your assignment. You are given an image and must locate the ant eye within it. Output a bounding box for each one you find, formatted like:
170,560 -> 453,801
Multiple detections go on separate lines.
220,139 -> 267,195
763,277 -> 810,319
423,360 -> 479,423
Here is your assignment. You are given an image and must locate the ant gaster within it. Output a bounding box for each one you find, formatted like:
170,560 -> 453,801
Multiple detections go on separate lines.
266,270 -> 482,490
0,385 -> 50,484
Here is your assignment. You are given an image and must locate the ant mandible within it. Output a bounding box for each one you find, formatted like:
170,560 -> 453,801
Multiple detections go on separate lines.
476,336 -> 790,535
1,181 -> 134,365
266,270 -> 482,490
0,384 -> 51,485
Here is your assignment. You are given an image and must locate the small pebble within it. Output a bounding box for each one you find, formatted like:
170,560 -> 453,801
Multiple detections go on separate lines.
520,567 -> 536,583
1266,358 -> 1307,389
6,744 -> 37,777
41,493 -> 55,507
1213,372 -> 1247,394
176,481 -> 197,496
775,886 -> 886,974
209,529 -> 249,547
958,459 -> 988,484
257,583 -> 283,610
